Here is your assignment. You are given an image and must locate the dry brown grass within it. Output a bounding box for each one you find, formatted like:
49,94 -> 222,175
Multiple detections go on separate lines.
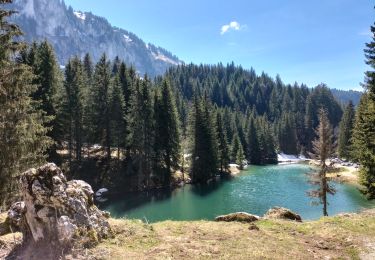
87,209 -> 375,259
1,210 -> 375,259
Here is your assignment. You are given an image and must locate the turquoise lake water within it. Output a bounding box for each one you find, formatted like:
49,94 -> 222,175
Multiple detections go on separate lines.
103,164 -> 375,222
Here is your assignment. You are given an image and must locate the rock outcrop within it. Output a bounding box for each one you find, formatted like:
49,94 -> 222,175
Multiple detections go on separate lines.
264,207 -> 302,222
6,163 -> 112,249
215,207 -> 302,223
215,212 -> 260,223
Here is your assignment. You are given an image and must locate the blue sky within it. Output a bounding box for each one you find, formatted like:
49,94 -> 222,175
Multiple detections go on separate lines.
65,0 -> 374,90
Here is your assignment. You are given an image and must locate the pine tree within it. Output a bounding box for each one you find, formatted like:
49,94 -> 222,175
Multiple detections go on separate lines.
83,53 -> 94,80
352,20 -> 375,199
258,116 -> 277,164
153,80 -> 181,186
118,62 -> 132,154
364,22 -> 375,99
27,41 -> 61,160
82,53 -> 94,149
216,111 -> 230,173
0,0 -> 51,206
247,117 -> 261,164
61,57 -> 85,167
337,101 -> 355,159
190,95 -> 218,183
308,109 -> 336,216
110,75 -> 125,161
278,113 -> 298,155
92,54 -> 112,162
231,134 -> 245,168
127,77 -> 154,188
352,94 -> 375,198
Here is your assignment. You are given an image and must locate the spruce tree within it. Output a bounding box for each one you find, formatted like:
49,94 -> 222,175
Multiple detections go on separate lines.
190,95 -> 218,183
61,57 -> 85,167
110,75 -> 125,161
92,54 -> 112,162
231,134 -> 245,168
216,111 -> 230,173
0,0 -> 51,206
153,80 -> 181,186
247,117 -> 261,165
27,41 -> 61,160
82,53 -> 94,149
278,113 -> 298,155
337,101 -> 355,160
308,109 -> 336,216
352,20 -> 375,199
352,94 -> 375,198
127,77 -> 154,188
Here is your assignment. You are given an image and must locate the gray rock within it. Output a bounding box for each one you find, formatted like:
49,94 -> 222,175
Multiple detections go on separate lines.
215,212 -> 260,223
7,163 -> 112,248
264,207 -> 302,222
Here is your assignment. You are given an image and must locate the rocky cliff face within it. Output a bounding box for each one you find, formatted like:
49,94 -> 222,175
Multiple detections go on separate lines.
9,0 -> 182,77
5,163 -> 111,258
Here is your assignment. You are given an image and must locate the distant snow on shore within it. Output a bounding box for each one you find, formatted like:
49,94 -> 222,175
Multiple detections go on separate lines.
277,153 -> 308,164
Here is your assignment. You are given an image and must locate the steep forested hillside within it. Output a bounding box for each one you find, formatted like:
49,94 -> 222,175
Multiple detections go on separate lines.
163,63 -> 343,155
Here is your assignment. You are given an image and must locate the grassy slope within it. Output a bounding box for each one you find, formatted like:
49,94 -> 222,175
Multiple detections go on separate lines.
1,210 -> 375,259
88,210 -> 375,259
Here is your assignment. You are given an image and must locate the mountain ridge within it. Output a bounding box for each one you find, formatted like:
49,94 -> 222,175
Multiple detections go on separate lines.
9,0 -> 183,77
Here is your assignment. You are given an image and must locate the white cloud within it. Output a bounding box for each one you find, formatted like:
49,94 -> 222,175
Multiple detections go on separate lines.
220,21 -> 243,35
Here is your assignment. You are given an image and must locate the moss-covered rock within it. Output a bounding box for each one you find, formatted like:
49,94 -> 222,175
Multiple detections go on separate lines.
264,207 -> 302,222
215,212 -> 260,223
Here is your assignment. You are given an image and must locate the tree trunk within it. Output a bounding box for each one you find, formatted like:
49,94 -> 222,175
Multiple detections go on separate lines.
322,167 -> 328,216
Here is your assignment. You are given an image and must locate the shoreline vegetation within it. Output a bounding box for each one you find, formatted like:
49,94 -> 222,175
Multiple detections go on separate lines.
229,154 -> 361,186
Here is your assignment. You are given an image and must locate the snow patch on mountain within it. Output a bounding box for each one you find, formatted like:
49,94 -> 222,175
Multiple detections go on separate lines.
10,0 -> 182,77
73,11 -> 86,20
123,34 -> 132,43
151,52 -> 181,66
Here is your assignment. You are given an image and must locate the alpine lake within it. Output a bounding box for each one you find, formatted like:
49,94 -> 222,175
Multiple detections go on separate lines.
100,163 -> 375,222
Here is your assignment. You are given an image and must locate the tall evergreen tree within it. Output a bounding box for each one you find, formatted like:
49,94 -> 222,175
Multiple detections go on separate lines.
247,117 -> 261,164
92,54 -> 112,161
231,133 -> 245,168
352,20 -> 375,199
0,0 -> 51,206
26,41 -> 61,159
190,95 -> 218,183
61,57 -> 85,167
153,80 -> 181,186
216,111 -> 230,173
352,93 -> 375,198
109,75 -> 125,161
337,101 -> 355,159
308,109 -> 336,216
277,113 -> 298,155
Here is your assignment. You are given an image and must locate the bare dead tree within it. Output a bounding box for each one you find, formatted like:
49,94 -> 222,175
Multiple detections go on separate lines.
307,108 -> 336,216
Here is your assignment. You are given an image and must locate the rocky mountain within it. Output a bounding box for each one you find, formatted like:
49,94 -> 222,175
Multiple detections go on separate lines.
9,0 -> 183,77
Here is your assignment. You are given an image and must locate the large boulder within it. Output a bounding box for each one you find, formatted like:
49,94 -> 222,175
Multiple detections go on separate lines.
264,207 -> 302,222
6,163 -> 112,248
215,212 -> 260,223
